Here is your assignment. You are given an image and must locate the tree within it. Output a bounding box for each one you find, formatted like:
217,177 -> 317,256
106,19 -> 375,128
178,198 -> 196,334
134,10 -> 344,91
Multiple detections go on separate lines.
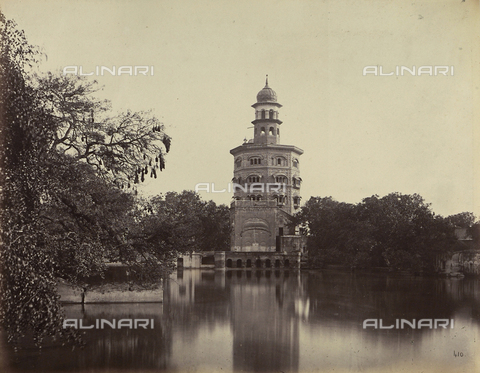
0,13 -> 172,347
35,72 -> 170,186
296,193 -> 457,272
294,197 -> 374,268
138,191 -> 231,255
357,193 -> 455,271
445,212 -> 476,228
199,200 -> 230,252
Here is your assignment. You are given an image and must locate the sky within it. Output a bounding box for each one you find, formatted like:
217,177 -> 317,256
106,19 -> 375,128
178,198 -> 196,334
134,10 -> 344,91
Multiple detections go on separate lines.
3,0 -> 479,217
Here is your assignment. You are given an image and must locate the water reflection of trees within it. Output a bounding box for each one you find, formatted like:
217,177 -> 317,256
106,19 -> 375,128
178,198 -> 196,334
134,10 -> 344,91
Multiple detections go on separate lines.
305,270 -> 480,323
298,270 -> 479,373
165,269 -> 479,372
10,303 -> 171,371
163,269 -> 231,340
9,269 -> 479,372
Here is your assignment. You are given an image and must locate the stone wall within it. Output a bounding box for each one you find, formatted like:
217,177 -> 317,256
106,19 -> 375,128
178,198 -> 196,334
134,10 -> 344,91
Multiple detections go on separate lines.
177,252 -> 203,268
57,279 -> 164,303
435,250 -> 480,276
223,251 -> 301,269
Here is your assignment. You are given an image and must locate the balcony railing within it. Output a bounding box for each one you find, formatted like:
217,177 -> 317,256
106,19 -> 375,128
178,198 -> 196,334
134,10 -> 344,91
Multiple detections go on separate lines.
230,200 -> 278,208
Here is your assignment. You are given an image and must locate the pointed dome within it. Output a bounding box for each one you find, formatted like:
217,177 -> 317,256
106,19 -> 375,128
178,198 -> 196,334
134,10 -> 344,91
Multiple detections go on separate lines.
256,76 -> 277,103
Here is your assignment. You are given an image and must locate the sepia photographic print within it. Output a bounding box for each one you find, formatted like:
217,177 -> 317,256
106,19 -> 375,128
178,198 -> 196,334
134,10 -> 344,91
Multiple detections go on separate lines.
0,1 -> 479,372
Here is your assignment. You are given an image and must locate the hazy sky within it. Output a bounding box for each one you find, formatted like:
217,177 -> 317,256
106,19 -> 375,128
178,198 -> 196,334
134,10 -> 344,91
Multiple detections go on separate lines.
3,0 -> 479,217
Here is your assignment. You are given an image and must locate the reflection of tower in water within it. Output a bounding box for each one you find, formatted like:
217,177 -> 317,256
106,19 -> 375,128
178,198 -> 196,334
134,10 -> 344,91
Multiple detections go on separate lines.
164,269 -> 310,372
229,270 -> 305,372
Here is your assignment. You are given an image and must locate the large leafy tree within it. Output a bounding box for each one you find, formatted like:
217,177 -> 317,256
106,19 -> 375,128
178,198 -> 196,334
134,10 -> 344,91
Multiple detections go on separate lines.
0,13 -> 172,347
445,212 -> 476,228
138,191 -> 231,255
297,193 -> 458,271
294,197 -> 375,268
357,193 -> 455,271
35,72 -> 170,186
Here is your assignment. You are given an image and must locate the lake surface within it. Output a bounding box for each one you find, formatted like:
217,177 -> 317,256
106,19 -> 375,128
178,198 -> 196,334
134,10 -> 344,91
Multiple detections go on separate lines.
3,269 -> 480,373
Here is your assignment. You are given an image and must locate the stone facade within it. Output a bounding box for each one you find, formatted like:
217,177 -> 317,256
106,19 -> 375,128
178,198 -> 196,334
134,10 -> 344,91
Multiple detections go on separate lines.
177,252 -> 203,269
225,78 -> 306,267
434,232 -> 479,277
435,249 -> 480,277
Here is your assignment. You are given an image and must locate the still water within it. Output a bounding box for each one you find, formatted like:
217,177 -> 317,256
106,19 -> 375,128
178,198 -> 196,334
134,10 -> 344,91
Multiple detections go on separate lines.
4,269 -> 480,373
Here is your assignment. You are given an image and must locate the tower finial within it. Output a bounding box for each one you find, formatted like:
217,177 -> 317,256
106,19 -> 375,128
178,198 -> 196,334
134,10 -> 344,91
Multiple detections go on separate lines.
265,74 -> 269,87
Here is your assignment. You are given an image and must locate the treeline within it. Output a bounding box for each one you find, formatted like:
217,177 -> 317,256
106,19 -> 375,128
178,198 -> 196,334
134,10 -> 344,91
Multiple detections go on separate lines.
0,13 -> 229,347
295,193 -> 478,272
139,190 -> 230,255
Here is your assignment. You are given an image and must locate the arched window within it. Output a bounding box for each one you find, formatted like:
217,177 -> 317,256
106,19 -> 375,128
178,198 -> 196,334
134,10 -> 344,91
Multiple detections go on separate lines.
226,259 -> 233,268
250,157 -> 261,165
261,127 -> 266,135
269,127 -> 274,135
261,110 -> 266,119
265,259 -> 272,268
246,259 -> 252,268
293,196 -> 301,208
235,158 -> 242,168
269,109 -> 274,119
236,259 -> 243,268
256,195 -> 262,201
248,175 -> 260,183
277,158 -> 282,165
275,176 -> 287,183
292,177 -> 301,188
293,158 -> 299,168
277,195 -> 286,205
255,259 -> 262,268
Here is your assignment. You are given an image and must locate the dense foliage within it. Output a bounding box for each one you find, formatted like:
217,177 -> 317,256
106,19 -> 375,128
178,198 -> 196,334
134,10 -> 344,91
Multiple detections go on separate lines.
296,193 -> 475,272
0,14 -> 231,348
139,191 -> 231,254
0,14 -> 174,347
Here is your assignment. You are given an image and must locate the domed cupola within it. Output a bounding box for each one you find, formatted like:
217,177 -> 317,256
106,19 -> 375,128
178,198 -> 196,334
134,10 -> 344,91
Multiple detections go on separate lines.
251,76 -> 283,145
256,76 -> 277,103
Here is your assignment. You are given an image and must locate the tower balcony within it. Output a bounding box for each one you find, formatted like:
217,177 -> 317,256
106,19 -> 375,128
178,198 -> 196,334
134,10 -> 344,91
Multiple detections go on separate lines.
251,118 -> 283,125
230,200 -> 278,208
